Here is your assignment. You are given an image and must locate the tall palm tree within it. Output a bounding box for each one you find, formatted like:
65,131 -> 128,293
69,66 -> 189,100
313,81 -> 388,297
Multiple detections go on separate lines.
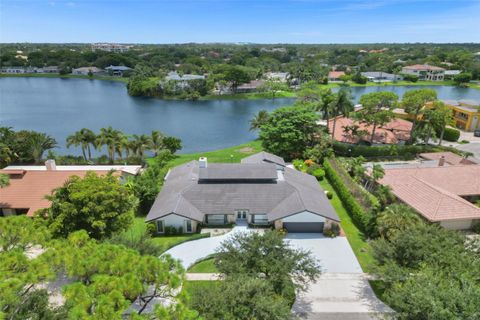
149,130 -> 165,156
96,127 -> 123,164
29,132 -> 57,164
249,110 -> 270,131
317,88 -> 336,120
130,134 -> 151,159
66,128 -> 96,161
330,88 -> 354,139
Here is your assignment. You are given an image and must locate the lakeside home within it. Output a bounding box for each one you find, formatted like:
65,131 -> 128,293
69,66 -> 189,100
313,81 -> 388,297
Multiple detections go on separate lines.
146,152 -> 339,234
72,67 -> 105,75
361,71 -> 402,82
328,71 -> 345,82
401,64 -> 445,81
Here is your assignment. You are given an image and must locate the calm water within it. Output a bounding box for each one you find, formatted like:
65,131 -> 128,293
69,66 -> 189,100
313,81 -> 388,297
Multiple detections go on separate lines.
1,77 -> 480,155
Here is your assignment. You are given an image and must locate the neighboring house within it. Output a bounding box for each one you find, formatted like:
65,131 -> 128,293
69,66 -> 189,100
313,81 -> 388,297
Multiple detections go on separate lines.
1,66 -> 59,74
145,152 -> 339,234
328,116 -> 412,145
361,71 -> 402,82
91,43 -> 131,53
0,160 -> 141,217
236,80 -> 265,93
164,71 -> 206,89
72,67 -> 105,75
401,64 -> 445,81
1,67 -> 27,73
328,71 -> 346,82
42,66 -> 60,73
444,70 -> 462,79
419,152 -> 478,166
105,65 -> 132,76
264,72 -> 290,83
443,99 -> 480,131
379,163 -> 480,230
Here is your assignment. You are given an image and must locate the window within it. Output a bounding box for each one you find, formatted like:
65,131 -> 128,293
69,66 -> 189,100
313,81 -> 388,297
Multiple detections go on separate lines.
185,220 -> 192,233
156,220 -> 164,233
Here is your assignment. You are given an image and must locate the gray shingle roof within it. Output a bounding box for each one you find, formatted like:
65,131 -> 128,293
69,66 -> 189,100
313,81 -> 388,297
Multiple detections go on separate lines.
199,163 -> 277,180
241,151 -> 286,167
146,154 -> 339,223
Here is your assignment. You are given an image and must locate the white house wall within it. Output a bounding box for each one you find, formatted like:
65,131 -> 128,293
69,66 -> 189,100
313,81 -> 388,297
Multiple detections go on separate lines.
282,211 -> 326,223
439,219 -> 472,230
158,214 -> 196,232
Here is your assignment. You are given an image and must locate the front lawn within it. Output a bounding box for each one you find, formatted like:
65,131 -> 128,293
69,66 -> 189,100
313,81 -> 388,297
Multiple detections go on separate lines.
188,258 -> 218,273
319,179 -> 375,272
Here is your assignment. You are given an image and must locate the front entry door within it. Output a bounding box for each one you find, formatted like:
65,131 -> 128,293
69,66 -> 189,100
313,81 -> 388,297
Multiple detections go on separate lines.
236,210 -> 248,220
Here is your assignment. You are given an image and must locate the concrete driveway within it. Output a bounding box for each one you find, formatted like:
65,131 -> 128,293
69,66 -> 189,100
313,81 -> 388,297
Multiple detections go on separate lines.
287,233 -> 392,319
454,141 -> 480,159
163,225 -> 251,270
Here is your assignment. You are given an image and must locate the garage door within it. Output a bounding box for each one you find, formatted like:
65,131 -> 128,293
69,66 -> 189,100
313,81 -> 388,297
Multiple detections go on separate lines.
284,222 -> 324,233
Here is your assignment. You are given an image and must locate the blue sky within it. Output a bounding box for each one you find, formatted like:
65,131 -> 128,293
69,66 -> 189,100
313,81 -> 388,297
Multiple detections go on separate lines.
1,0 -> 479,43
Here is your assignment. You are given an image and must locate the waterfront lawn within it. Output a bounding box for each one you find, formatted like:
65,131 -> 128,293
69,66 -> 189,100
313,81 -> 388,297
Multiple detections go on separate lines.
165,140 -> 263,167
188,258 -> 218,273
319,179 -> 375,272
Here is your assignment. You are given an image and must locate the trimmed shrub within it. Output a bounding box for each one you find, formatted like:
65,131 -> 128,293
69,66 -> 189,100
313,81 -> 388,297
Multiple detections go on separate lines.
326,191 -> 333,199
401,74 -> 419,82
324,158 -> 379,236
473,222 -> 480,234
312,168 -> 325,181
441,127 -> 460,142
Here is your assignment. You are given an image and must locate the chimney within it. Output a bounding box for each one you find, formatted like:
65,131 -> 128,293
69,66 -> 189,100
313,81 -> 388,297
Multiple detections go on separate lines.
199,157 -> 208,169
45,159 -> 57,171
438,156 -> 445,167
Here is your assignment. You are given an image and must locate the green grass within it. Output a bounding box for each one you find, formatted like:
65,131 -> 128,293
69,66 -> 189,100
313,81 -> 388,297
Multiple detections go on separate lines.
188,258 -> 218,273
162,140 -> 263,167
124,217 -> 210,253
0,73 -> 129,83
319,179 -> 375,272
202,90 -> 296,100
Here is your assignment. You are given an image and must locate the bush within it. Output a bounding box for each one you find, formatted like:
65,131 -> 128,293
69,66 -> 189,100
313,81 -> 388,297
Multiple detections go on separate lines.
402,74 -> 419,82
323,158 -> 379,236
441,127 -> 460,142
326,191 -> 333,199
323,223 -> 340,237
292,159 -> 305,171
312,168 -> 325,181
473,222 -> 480,234
459,140 -> 470,144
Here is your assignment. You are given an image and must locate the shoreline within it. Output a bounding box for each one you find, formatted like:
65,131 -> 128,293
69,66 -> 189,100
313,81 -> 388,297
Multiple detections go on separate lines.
1,74 -> 478,101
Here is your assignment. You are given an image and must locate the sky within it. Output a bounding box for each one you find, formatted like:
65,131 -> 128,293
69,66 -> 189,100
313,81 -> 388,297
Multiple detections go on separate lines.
1,0 -> 480,43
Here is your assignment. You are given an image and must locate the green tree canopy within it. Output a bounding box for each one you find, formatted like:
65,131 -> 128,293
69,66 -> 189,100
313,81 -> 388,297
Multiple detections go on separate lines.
45,171 -> 137,239
400,89 -> 437,143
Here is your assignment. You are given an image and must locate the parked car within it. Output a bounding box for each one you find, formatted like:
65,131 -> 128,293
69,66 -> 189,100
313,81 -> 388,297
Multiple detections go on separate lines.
474,130 -> 480,137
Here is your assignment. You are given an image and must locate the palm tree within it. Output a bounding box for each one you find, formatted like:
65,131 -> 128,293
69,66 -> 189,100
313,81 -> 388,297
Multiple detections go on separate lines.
29,132 -> 57,164
149,130 -> 165,156
249,110 -> 270,131
66,128 -> 96,161
96,127 -> 123,164
130,134 -> 151,159
317,88 -> 336,120
115,133 -> 130,160
377,204 -> 422,240
330,88 -> 354,139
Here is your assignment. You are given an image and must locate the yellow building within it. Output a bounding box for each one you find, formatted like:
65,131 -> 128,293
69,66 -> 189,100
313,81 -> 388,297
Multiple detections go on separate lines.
444,100 -> 480,132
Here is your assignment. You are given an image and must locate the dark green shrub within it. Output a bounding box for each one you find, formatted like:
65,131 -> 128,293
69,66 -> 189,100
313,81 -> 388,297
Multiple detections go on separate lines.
441,127 -> 460,142
312,168 -> 325,181
402,74 -> 419,82
473,222 -> 480,234
326,191 -> 333,199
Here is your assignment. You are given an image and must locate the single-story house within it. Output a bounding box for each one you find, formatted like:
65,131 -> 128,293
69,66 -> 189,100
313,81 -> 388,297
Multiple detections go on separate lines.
164,71 -> 206,89
145,152 -> 339,234
328,116 -> 413,145
361,72 -> 402,82
105,65 -> 132,76
0,160 -> 141,217
379,163 -> 480,230
236,80 -> 265,93
328,71 -> 345,82
72,67 -> 105,75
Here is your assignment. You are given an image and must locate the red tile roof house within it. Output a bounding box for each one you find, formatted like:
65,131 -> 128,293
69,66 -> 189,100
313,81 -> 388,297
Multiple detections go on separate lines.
401,64 -> 445,81
0,160 -> 141,217
327,71 -> 346,82
379,164 -> 480,230
327,116 -> 413,145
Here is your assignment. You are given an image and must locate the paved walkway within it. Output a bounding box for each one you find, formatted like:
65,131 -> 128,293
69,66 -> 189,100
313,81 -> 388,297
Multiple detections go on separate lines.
163,224 -> 251,270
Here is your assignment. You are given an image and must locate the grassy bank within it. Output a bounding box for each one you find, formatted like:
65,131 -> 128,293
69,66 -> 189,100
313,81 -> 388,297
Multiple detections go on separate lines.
0,73 -> 129,83
319,179 -> 375,272
165,140 -> 263,167
201,90 -> 295,100
188,258 -> 218,273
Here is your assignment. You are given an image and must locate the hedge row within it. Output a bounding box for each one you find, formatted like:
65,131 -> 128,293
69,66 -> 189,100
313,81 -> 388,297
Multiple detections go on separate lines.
323,158 -> 379,236
438,127 -> 460,142
332,141 -> 463,159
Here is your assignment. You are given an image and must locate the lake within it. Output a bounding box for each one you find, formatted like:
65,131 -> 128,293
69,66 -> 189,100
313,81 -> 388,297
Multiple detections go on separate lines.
1,77 -> 480,155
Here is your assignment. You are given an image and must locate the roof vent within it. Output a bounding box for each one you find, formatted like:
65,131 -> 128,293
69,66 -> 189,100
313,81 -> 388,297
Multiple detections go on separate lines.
199,157 -> 208,169
438,156 -> 445,167
45,159 -> 57,171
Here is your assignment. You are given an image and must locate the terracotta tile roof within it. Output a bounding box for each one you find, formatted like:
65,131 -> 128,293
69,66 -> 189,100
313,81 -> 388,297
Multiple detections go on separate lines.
327,116 -> 412,145
379,165 -> 480,222
328,71 -> 345,79
0,170 -> 111,216
419,152 -> 477,166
